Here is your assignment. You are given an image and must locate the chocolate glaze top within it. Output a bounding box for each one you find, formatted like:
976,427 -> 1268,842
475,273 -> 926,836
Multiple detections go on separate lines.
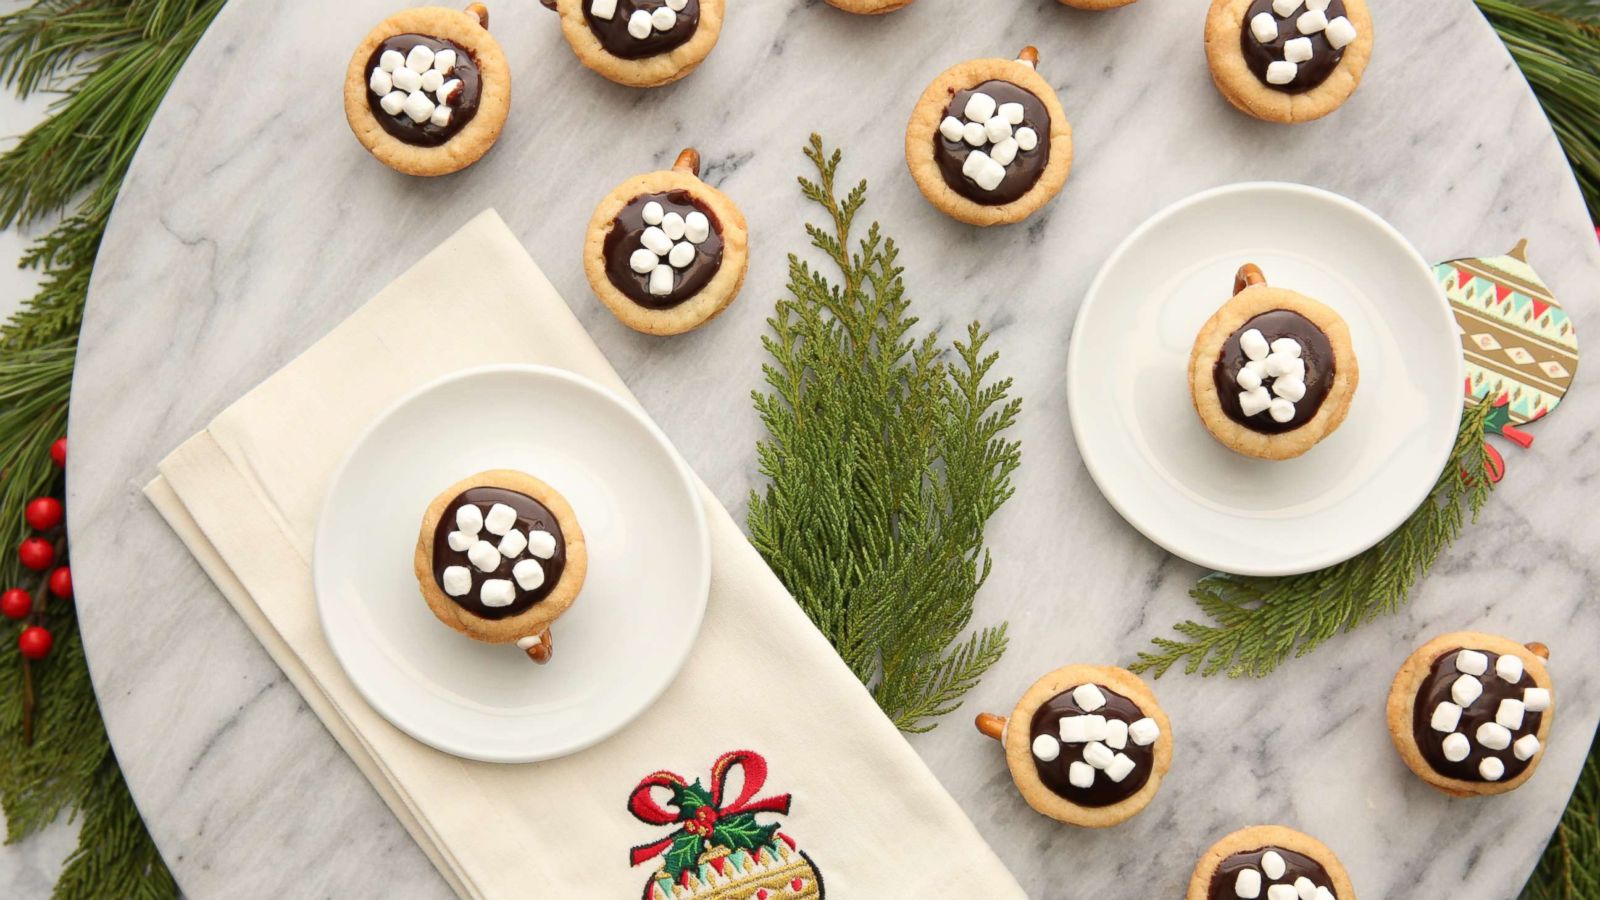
430,486 -> 567,620
1208,847 -> 1336,900
602,190 -> 723,310
584,0 -> 700,60
1411,647 -> 1544,783
1027,684 -> 1153,808
1240,0 -> 1351,94
933,79 -> 1051,206
365,34 -> 480,147
1212,308 -> 1334,434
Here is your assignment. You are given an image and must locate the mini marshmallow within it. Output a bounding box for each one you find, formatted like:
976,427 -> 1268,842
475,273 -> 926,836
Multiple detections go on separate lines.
1068,761 -> 1094,789
662,212 -> 687,241
380,90 -> 406,116
1105,752 -> 1137,783
1269,398 -> 1296,423
401,91 -> 434,123
1072,683 -> 1107,712
962,121 -> 987,147
667,0 -> 687,8
1267,884 -> 1298,900
512,559 -> 545,591
651,7 -> 677,32
989,137 -> 1019,167
1104,719 -> 1129,750
370,68 -> 393,96
1456,649 -> 1489,675
467,540 -> 501,573
985,115 -> 1012,143
590,0 -> 617,19
1441,732 -> 1471,762
1298,9 -> 1328,34
649,264 -> 674,296
1272,0 -> 1302,15
1476,721 -> 1512,751
1524,687 -> 1551,712
1080,714 -> 1108,742
1271,337 -> 1303,358
515,635 -> 542,650
685,211 -> 711,244
436,78 -> 462,105
1513,733 -> 1541,761
1082,741 -> 1114,770
527,530 -> 557,559
1294,877 -> 1317,900
939,116 -> 965,142
998,102 -> 1025,125
1452,674 -> 1483,707
1430,701 -> 1462,733
379,49 -> 404,73
1240,328 -> 1270,361
1305,0 -> 1331,9
1480,756 -> 1505,781
962,151 -> 1006,192
1325,16 -> 1358,50
429,105 -> 451,128
964,92 -> 997,123
484,502 -> 517,536
1015,127 -> 1038,152
406,45 -> 434,73
627,8 -> 652,39
1245,359 -> 1269,378
456,504 -> 483,534
1496,653 -> 1524,684
1496,698 -> 1525,730
480,579 -> 515,608
1262,850 -> 1287,880
1266,61 -> 1298,85
1032,733 -> 1060,762
441,566 -> 471,597
1284,37 -> 1314,64
642,201 -> 665,225
1128,717 -> 1160,746
1314,889 -> 1335,900
1250,12 -> 1278,44
630,248 -> 659,274
1272,378 -> 1307,402
1264,352 -> 1296,378
447,531 -> 474,552
641,226 -> 673,255
1059,714 -> 1103,743
499,529 -> 528,559
421,69 -> 444,93
669,242 -> 696,269
1237,367 -> 1263,391
434,48 -> 457,73
1236,868 -> 1262,899
392,65 -> 422,93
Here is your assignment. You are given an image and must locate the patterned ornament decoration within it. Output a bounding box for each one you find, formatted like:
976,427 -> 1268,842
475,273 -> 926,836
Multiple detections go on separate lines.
628,750 -> 824,900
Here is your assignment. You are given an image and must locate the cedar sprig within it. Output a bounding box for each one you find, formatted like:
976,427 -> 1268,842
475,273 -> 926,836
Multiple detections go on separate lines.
748,136 -> 1018,732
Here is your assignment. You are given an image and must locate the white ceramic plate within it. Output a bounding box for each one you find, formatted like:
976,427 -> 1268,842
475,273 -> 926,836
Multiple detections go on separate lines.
1067,183 -> 1462,576
314,365 -> 710,762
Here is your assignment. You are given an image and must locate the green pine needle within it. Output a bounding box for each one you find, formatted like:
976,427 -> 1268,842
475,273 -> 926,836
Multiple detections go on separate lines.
748,136 -> 1019,733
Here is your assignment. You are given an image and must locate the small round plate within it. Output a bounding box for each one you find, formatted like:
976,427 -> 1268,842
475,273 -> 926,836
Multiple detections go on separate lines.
1067,183 -> 1462,576
314,364 -> 709,762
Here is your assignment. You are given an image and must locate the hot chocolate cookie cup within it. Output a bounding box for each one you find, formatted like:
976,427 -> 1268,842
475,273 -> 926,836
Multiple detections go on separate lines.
1187,825 -> 1355,900
344,4 -> 510,176
1204,0 -> 1374,124
547,0 -> 724,88
1387,631 -> 1554,797
414,469 -> 587,661
975,664 -> 1173,828
905,47 -> 1073,227
583,148 -> 749,336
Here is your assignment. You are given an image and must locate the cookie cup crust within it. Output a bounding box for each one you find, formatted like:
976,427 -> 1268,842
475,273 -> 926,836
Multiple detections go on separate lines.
1187,825 -> 1356,900
826,0 -> 915,12
1204,0 -> 1374,124
1002,664 -> 1172,828
553,0 -> 723,88
414,469 -> 587,643
343,7 -> 511,176
583,168 -> 749,336
905,57 -> 1073,226
1386,630 -> 1554,797
1188,285 -> 1358,461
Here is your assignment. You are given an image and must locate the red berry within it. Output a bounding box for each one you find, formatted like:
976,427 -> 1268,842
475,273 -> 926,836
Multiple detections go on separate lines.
18,625 -> 52,660
25,497 -> 63,531
49,437 -> 67,468
48,566 -> 72,599
0,588 -> 30,619
18,537 -> 54,571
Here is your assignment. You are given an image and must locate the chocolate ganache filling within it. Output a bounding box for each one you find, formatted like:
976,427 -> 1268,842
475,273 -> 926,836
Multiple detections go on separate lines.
1212,309 -> 1334,434
1411,647 -> 1545,783
365,34 -> 481,147
933,80 -> 1050,206
1027,685 -> 1153,807
430,487 -> 567,620
1208,847 -> 1336,900
1240,0 -> 1350,94
602,190 -> 723,310
584,0 -> 700,60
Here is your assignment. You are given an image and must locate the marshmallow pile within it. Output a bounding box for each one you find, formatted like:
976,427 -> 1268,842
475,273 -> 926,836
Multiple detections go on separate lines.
1232,329 -> 1308,424
439,502 -> 558,608
627,200 -> 713,297
1428,649 -> 1546,781
1250,0 -> 1360,87
937,91 -> 1041,193
589,0 -> 688,41
1029,684 -> 1161,791
369,43 -> 464,129
1229,850 -> 1335,900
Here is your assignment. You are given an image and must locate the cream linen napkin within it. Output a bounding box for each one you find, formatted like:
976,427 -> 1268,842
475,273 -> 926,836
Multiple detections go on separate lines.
146,210 -> 1023,899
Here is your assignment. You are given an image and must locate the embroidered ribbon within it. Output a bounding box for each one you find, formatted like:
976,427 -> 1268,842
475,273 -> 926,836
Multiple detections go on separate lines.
627,749 -> 793,867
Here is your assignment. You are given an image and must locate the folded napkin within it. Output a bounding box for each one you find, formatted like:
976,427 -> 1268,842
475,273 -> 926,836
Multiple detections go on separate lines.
147,210 -> 1022,899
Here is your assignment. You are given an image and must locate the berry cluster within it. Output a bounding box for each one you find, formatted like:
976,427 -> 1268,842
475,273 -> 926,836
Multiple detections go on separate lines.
4,436 -> 70,661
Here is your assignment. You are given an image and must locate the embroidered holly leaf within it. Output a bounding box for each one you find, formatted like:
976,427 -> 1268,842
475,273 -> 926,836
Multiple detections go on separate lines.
661,831 -> 704,878
671,779 -> 714,817
710,812 -> 779,852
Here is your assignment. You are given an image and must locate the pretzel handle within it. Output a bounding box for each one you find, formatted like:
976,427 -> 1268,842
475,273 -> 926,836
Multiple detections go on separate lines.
1526,642 -> 1550,660
1017,46 -> 1040,68
518,629 -> 554,664
1233,263 -> 1266,295
673,148 -> 701,176
465,3 -> 489,28
975,712 -> 1007,741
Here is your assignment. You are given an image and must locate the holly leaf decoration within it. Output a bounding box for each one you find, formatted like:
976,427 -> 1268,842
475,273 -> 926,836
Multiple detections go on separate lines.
1483,395 -> 1514,436
661,831 -> 704,879
710,812 -> 779,853
672,779 -> 714,818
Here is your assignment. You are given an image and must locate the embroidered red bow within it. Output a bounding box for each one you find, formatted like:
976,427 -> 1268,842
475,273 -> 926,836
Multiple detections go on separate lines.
627,749 -> 792,868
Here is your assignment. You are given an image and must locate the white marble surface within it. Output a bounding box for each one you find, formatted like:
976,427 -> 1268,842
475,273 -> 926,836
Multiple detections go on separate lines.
62,0 -> 1600,897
